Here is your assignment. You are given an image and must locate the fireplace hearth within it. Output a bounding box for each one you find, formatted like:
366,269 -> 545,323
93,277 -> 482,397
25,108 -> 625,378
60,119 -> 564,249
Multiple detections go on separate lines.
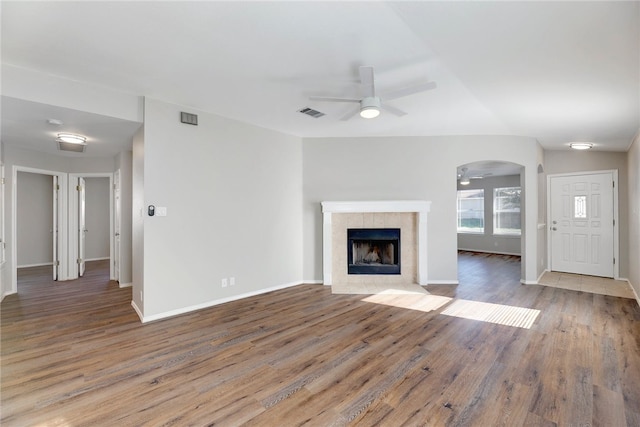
348,228 -> 400,275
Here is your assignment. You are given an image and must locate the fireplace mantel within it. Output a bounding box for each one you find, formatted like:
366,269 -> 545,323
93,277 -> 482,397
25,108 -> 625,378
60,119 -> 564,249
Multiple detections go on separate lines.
321,200 -> 431,286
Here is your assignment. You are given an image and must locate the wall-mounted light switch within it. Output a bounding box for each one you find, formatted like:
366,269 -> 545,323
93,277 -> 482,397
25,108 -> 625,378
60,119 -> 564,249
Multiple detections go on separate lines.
221,278 -> 228,288
229,277 -> 235,286
156,207 -> 167,217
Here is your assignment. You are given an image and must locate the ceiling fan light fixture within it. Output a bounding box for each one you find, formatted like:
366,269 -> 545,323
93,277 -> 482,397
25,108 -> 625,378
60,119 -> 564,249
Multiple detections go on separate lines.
569,142 -> 593,150
56,133 -> 87,145
460,177 -> 470,185
360,97 -> 381,119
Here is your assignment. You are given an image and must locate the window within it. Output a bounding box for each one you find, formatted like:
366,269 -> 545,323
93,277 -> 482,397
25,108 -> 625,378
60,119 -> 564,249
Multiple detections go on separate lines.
574,196 -> 587,219
493,187 -> 521,235
457,189 -> 484,233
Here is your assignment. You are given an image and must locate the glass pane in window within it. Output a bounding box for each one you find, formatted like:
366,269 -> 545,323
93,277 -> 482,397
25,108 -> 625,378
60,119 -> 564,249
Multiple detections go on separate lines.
494,187 -> 521,235
574,196 -> 587,218
457,189 -> 484,233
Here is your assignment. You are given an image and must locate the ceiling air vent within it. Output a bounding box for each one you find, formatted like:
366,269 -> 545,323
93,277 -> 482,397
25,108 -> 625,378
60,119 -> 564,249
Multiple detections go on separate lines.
298,107 -> 325,118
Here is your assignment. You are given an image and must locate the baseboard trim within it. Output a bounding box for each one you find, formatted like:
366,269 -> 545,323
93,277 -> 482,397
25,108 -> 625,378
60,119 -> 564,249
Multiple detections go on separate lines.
1,290 -> 17,302
427,280 -> 459,285
626,279 -> 640,308
119,282 -> 132,288
458,249 -> 522,257
138,280 -> 306,323
17,262 -> 53,268
131,300 -> 144,322
521,269 -> 548,285
304,280 -> 324,285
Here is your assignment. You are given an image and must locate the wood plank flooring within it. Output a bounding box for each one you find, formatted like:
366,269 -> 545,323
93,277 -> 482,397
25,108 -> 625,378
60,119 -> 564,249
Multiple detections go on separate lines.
2,254 -> 640,426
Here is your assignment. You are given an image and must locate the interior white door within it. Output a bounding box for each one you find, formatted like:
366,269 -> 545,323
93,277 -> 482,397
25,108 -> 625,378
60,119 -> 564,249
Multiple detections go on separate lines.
550,172 -> 614,277
52,175 -> 59,281
113,170 -> 121,282
78,177 -> 86,277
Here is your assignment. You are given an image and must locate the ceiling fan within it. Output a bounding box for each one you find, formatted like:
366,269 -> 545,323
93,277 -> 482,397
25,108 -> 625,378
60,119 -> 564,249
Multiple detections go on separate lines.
309,66 -> 436,120
459,167 -> 492,185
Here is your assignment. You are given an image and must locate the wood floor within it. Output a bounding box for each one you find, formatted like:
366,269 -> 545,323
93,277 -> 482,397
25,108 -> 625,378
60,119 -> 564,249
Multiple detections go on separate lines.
2,254 -> 640,426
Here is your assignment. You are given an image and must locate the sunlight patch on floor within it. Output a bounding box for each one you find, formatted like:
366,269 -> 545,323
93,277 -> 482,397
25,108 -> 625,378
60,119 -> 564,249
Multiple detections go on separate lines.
440,299 -> 540,329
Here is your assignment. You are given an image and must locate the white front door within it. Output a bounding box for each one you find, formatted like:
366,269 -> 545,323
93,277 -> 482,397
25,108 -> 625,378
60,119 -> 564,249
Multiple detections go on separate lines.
78,177 -> 86,277
549,172 -> 615,277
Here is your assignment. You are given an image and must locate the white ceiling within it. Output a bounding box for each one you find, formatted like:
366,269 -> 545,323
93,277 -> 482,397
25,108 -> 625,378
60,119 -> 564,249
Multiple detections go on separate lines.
1,1 -> 639,158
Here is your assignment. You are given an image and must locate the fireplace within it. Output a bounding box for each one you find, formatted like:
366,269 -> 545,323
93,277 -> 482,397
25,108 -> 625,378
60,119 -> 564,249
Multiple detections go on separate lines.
348,228 -> 400,275
321,200 -> 431,286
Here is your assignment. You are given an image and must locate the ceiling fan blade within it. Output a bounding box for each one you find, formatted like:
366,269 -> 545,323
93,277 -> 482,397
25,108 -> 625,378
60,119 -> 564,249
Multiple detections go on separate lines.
309,96 -> 360,103
340,107 -> 361,121
382,81 -> 437,101
381,103 -> 407,117
359,66 -> 375,97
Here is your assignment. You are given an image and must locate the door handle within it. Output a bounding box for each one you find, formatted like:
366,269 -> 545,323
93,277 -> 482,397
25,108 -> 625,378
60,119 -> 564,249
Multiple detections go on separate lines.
552,227 -> 557,231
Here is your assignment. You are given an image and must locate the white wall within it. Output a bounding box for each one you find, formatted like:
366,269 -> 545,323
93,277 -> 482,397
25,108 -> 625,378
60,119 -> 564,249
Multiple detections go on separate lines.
628,131 -> 640,299
117,151 -> 133,285
138,98 -> 303,319
84,177 -> 110,260
16,172 -> 53,267
545,150 -> 629,279
302,135 -> 541,285
457,174 -> 522,255
132,128 -> 144,311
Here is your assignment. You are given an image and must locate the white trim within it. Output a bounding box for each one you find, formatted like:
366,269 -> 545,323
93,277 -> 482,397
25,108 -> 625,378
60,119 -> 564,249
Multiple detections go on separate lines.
119,282 -> 132,288
85,257 -> 110,262
458,248 -> 521,257
546,170 -> 619,280
322,200 -> 431,214
304,279 -> 324,285
426,280 -> 459,285
68,173 -> 114,280
17,262 -> 54,268
321,200 -> 431,286
627,279 -> 640,308
138,280 -> 305,323
12,166 -> 68,293
131,300 -> 144,322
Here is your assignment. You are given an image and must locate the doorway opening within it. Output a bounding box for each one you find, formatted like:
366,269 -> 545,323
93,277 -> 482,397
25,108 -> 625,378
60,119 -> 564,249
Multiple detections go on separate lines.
456,160 -> 524,284
69,173 -> 117,281
13,167 -> 67,290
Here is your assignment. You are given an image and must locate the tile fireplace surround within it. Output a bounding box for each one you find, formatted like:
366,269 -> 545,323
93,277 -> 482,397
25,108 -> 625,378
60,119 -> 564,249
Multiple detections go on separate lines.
321,201 -> 431,286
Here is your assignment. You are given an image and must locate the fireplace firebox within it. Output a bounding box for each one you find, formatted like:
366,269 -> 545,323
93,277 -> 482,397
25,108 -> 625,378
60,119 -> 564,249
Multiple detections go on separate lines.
347,228 -> 401,275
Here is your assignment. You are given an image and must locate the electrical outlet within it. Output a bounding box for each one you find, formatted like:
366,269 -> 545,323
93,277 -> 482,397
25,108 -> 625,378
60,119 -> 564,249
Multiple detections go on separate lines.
229,277 -> 235,286
221,278 -> 228,288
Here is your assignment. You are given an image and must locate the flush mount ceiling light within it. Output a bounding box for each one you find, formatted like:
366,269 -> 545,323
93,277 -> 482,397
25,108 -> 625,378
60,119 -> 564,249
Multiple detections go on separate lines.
56,133 -> 86,145
359,97 -> 381,119
56,133 -> 87,153
569,142 -> 593,150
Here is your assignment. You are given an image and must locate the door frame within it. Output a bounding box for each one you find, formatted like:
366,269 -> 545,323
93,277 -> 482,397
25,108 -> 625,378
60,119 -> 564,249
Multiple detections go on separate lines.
68,173 -> 115,280
546,169 -> 619,279
11,166 -> 68,293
